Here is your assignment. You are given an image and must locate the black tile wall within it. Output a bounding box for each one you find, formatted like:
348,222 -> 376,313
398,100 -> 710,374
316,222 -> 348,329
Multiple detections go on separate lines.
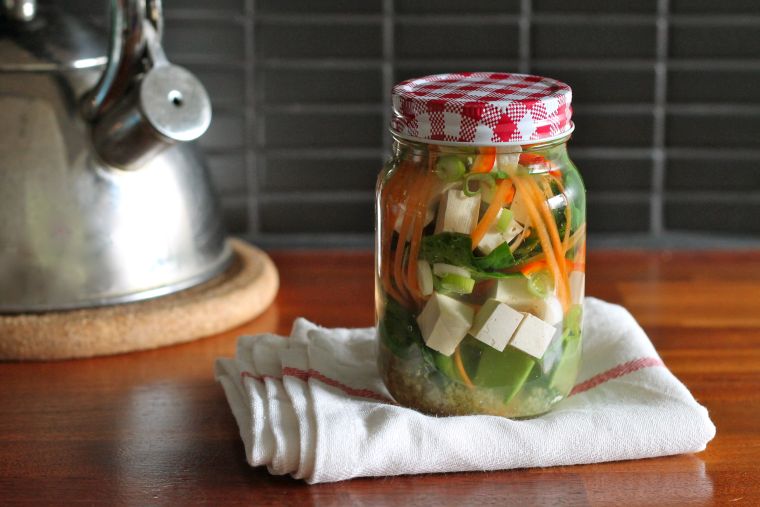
260,200 -> 373,234
257,0 -> 382,14
397,0 -> 520,14
666,157 -> 760,192
534,0 -> 657,13
262,156 -> 382,192
257,23 -> 382,60
670,24 -> 760,60
572,157 -> 652,193
532,22 -> 657,59
396,22 -> 520,59
264,113 -> 383,149
667,114 -> 760,149
262,69 -> 383,104
571,112 -> 654,148
671,0 -> 760,14
531,65 -> 656,104
668,69 -> 760,104
61,0 -> 759,247
665,200 -> 760,234
586,198 -> 651,234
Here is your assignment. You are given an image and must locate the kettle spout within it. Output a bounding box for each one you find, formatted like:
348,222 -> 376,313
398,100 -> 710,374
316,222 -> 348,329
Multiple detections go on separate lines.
91,62 -> 212,169
85,0 -> 212,170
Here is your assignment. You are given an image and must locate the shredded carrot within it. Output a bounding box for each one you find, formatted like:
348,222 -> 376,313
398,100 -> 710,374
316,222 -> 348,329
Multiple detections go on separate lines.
469,178 -> 514,250
517,259 -> 548,276
528,178 -> 567,274
564,223 -> 586,255
574,236 -> 587,272
453,345 -> 474,388
518,152 -> 547,166
506,167 -> 570,312
405,155 -> 437,307
470,146 -> 496,173
523,177 -> 569,297
381,161 -> 417,306
393,172 -> 422,305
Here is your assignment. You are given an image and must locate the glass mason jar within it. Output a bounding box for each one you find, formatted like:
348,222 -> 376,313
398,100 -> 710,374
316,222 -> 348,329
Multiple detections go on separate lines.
375,73 -> 586,418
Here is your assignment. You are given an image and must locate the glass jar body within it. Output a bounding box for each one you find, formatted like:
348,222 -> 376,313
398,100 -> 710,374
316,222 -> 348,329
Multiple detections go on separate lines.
375,136 -> 586,418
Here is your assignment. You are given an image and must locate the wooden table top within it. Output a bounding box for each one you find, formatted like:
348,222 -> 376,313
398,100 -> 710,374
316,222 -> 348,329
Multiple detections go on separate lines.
1,250 -> 759,506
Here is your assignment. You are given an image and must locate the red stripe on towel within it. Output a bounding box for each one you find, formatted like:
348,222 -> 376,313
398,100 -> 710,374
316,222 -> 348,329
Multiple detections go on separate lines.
569,357 -> 664,397
241,356 -> 664,405
282,367 -> 395,404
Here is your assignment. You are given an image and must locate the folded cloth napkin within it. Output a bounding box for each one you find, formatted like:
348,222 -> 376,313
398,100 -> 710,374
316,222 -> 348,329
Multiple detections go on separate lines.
215,297 -> 715,484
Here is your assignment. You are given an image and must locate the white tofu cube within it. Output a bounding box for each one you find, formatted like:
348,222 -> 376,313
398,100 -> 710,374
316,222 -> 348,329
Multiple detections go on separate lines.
476,209 -> 525,254
534,295 -> 564,326
509,313 -> 557,359
469,299 -> 525,352
416,293 -> 474,356
492,278 -> 563,325
477,229 -> 507,255
569,270 -> 585,306
508,188 -> 531,226
491,277 -> 536,309
434,189 -> 481,235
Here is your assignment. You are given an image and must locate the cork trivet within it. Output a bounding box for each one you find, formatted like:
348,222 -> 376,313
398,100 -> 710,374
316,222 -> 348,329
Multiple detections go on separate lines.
0,239 -> 278,361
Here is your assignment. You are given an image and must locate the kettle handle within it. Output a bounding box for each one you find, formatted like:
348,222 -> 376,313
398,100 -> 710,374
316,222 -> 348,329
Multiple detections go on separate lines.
82,0 -> 163,121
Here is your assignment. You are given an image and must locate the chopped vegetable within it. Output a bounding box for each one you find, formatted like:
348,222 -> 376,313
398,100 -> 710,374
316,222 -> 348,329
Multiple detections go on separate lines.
453,345 -> 474,387
470,147 -> 496,173
526,269 -> 553,299
435,156 -> 466,182
471,343 -> 535,403
469,299 -> 524,352
416,261 -> 434,296
437,273 -> 475,295
495,208 -> 514,233
433,263 -> 471,278
509,313 -> 557,359
420,232 -> 518,280
470,178 -> 515,250
416,292 -> 474,356
378,142 -> 586,418
434,189 -> 481,235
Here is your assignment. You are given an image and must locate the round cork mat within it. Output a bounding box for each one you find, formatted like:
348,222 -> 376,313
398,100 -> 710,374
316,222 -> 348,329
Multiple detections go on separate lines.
0,239 -> 278,361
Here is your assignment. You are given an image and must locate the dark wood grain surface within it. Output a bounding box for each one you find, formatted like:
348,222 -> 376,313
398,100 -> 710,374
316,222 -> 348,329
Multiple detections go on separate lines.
1,250 -> 759,506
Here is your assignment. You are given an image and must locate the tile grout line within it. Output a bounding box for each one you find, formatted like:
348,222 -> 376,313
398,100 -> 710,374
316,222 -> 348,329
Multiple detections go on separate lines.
519,0 -> 532,74
651,0 -> 670,237
243,0 -> 261,237
381,0 -> 395,152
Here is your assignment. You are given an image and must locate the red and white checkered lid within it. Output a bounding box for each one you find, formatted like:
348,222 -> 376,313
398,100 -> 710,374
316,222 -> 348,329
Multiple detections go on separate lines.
391,72 -> 573,145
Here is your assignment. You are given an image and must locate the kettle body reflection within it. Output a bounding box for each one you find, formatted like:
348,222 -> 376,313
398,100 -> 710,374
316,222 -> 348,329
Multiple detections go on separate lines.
0,0 -> 231,312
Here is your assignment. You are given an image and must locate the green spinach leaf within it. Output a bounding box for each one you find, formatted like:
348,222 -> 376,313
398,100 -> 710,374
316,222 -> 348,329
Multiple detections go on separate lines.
420,232 -> 518,281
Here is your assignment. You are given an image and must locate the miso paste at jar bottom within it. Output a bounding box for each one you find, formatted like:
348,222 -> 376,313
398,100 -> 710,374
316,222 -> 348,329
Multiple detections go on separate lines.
375,72 -> 586,418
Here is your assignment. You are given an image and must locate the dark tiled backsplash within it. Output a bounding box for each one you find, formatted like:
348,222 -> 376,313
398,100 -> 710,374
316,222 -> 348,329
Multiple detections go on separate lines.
64,0 -> 760,248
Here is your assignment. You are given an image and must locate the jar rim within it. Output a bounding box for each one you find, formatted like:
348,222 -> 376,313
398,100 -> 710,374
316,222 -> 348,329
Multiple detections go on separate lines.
390,125 -> 574,151
389,122 -> 574,148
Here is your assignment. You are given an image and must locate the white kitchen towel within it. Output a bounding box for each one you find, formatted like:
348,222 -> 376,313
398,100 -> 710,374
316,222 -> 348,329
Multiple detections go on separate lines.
215,297 -> 715,484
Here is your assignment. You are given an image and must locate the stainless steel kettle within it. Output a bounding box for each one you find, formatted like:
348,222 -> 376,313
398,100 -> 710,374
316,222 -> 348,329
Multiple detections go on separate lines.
0,0 -> 232,312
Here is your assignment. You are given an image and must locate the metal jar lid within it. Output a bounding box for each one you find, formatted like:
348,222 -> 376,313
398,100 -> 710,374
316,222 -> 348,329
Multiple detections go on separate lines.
391,72 -> 574,146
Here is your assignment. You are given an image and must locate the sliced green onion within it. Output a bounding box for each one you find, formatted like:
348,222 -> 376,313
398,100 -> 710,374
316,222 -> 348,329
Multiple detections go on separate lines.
526,270 -> 554,299
495,208 -> 514,233
462,173 -> 494,197
438,273 -> 475,294
491,170 -> 509,180
435,156 -> 466,182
